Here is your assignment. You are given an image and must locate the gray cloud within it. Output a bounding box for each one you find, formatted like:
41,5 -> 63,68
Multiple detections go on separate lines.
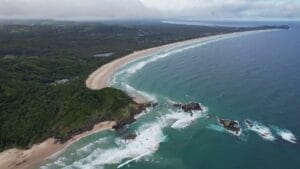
0,0 -> 299,20
0,0 -> 161,19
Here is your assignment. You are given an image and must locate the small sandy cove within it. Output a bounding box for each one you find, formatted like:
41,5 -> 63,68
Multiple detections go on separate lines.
0,30 -> 259,169
0,121 -> 115,169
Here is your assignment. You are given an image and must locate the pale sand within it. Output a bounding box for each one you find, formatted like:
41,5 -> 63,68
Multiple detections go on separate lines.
0,30 -> 269,169
85,31 -> 259,103
0,121 -> 116,169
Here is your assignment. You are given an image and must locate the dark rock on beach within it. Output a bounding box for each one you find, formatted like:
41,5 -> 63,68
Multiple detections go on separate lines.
173,102 -> 203,113
218,118 -> 241,134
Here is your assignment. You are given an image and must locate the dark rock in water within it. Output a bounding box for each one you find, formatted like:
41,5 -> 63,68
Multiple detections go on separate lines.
113,117 -> 135,131
218,118 -> 241,134
123,133 -> 137,140
173,102 -> 202,113
245,119 -> 253,128
144,102 -> 158,108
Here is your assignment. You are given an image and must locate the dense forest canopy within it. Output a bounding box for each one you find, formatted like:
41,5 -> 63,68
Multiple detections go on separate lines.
0,20 -> 288,151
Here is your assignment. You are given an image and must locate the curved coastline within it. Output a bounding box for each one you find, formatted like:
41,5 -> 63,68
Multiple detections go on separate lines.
85,29 -> 275,103
0,29 -> 276,169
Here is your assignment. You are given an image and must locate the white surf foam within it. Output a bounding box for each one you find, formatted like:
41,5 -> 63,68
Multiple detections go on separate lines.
245,120 -> 276,141
124,41 -> 215,76
124,83 -> 157,102
207,124 -> 247,140
115,33 -> 236,82
134,109 -> 148,120
166,111 -> 200,129
229,128 -> 242,137
164,104 -> 208,129
51,157 -> 67,168
117,152 -> 149,168
271,126 -> 297,144
46,122 -> 166,169
51,103 -> 207,168
40,138 -> 109,169
76,138 -> 108,154
41,103 -> 208,168
209,120 -> 242,137
120,30 -> 273,79
126,53 -> 170,74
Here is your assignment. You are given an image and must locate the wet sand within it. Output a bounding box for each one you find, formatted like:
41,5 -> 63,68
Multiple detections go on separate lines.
0,121 -> 115,169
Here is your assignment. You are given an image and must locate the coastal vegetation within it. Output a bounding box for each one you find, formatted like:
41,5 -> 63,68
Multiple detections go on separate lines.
0,20 -> 289,151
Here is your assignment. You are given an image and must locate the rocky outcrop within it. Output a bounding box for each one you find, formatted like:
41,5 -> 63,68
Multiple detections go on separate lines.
173,102 -> 203,113
113,116 -> 136,131
113,102 -> 158,130
123,133 -> 137,140
218,118 -> 241,134
144,102 -> 158,108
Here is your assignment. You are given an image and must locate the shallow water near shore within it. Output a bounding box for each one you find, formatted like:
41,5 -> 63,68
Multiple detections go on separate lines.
41,22 -> 300,169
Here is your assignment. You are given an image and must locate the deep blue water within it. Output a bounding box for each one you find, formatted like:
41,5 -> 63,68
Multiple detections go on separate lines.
41,22 -> 300,169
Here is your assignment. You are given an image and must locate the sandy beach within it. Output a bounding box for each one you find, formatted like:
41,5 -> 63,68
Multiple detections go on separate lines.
85,35 -> 219,92
0,121 -> 115,169
85,30 -> 261,103
0,29 -> 269,169
0,34 -> 214,169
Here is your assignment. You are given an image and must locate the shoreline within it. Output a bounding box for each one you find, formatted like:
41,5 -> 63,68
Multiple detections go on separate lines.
0,29 -> 277,169
85,29 -> 274,104
0,121 -> 116,169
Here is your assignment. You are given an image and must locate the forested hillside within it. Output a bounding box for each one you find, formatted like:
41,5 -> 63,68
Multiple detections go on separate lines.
0,20 -> 286,151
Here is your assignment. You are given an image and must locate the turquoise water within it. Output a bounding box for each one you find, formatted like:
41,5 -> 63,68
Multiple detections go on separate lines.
41,23 -> 300,169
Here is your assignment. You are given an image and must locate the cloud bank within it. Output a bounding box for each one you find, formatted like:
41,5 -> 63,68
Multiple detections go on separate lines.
0,0 -> 300,20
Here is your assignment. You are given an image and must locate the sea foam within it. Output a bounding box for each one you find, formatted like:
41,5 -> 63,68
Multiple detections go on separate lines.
245,120 -> 276,141
271,126 -> 297,144
42,122 -> 166,169
121,30 -> 267,78
164,104 -> 208,129
41,31 -> 281,169
118,34 -> 235,80
124,84 -> 157,102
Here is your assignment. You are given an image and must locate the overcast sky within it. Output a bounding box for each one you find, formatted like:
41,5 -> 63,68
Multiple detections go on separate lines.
1,0 -> 300,20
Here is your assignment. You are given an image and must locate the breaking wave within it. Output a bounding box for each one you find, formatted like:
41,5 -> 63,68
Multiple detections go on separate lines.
271,126 -> 297,144
41,101 -> 209,169
245,120 -> 276,141
111,30 -> 264,88
41,30 -> 295,169
207,121 -> 243,137
164,105 -> 208,129
76,138 -> 108,155
124,84 -> 157,102
123,36 -> 231,76
42,122 -> 166,169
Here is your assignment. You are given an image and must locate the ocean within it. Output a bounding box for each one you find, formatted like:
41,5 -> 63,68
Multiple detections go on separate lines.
40,21 -> 300,169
